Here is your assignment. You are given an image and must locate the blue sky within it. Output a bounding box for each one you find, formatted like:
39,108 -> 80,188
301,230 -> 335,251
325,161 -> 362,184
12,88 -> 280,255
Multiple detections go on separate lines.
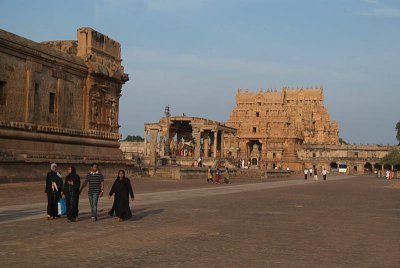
1,0 -> 399,145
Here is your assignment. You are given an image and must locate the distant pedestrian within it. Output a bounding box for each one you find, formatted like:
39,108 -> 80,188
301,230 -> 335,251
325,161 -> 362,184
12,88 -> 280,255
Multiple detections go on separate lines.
322,168 -> 328,181
45,163 -> 63,220
314,168 -> 318,181
309,168 -> 313,177
304,168 -> 308,180
385,170 -> 390,180
215,168 -> 222,183
108,170 -> 134,222
389,170 -> 394,180
207,166 -> 214,183
64,166 -> 80,222
80,163 -> 104,221
223,168 -> 231,184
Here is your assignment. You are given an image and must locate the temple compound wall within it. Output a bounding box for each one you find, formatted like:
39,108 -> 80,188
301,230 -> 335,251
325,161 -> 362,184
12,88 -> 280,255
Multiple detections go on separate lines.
0,28 -> 129,182
299,144 -> 400,175
144,116 -> 236,166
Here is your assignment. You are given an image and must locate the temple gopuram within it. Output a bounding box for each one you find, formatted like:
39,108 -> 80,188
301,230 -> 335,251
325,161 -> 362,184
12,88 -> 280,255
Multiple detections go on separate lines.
0,27 -> 129,182
226,87 -> 399,173
226,87 -> 338,171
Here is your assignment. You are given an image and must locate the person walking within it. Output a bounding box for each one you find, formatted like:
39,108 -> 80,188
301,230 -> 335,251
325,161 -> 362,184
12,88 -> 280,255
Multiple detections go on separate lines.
314,168 -> 318,181
309,168 -> 313,177
45,163 -> 63,220
322,168 -> 328,181
223,168 -> 231,184
80,163 -> 104,221
64,166 -> 80,222
207,166 -> 214,183
304,168 -> 308,180
108,170 -> 134,222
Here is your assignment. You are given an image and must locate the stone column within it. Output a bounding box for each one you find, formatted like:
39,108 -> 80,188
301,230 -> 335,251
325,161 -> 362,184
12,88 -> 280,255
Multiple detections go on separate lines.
176,131 -> 182,156
159,131 -> 164,157
193,128 -> 201,159
144,129 -> 148,156
149,129 -> 159,165
220,131 -> 225,158
203,132 -> 209,157
164,127 -> 170,156
213,130 -> 218,158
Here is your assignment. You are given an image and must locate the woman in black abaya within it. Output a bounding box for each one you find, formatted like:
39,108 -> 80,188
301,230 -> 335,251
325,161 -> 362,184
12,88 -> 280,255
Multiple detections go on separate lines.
108,170 -> 134,221
64,166 -> 80,222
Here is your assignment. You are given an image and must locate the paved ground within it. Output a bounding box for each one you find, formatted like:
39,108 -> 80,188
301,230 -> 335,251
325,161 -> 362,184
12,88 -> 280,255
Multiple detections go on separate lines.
0,175 -> 399,267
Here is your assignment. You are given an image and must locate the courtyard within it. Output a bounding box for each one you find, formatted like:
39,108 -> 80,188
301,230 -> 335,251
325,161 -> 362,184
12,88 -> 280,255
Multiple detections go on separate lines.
0,175 -> 399,267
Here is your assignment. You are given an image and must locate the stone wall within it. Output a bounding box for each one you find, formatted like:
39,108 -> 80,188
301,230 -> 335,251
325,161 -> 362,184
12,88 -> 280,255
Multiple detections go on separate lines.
0,27 -> 131,182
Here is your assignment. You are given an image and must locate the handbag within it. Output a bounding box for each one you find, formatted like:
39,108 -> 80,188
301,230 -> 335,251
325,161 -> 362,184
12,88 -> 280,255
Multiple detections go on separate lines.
58,197 -> 66,216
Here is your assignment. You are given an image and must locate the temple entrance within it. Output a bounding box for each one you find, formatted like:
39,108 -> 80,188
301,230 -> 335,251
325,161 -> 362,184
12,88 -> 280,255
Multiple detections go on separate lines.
247,140 -> 261,167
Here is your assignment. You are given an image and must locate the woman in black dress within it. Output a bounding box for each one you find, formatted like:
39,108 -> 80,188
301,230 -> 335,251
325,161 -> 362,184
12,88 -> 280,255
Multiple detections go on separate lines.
64,166 -> 80,222
45,163 -> 63,220
108,170 -> 134,221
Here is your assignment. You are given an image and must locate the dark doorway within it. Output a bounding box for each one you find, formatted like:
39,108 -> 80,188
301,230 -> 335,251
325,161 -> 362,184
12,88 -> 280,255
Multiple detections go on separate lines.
364,162 -> 373,172
330,162 -> 338,171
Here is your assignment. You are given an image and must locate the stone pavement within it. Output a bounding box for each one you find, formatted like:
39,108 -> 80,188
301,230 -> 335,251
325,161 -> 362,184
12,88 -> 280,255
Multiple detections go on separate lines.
0,175 -> 399,267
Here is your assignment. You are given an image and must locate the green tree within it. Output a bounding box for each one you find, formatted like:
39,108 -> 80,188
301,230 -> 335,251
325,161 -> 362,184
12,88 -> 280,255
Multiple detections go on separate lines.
396,121 -> 400,145
379,150 -> 400,166
124,135 -> 144,142
339,137 -> 348,145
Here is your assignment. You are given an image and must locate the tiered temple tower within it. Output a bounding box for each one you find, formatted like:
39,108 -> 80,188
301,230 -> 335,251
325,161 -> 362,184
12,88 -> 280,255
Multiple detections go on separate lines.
226,87 -> 339,170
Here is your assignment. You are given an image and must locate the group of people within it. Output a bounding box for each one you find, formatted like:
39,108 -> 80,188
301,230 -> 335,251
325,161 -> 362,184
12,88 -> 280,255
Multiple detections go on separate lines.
303,167 -> 328,181
45,163 -> 134,222
207,166 -> 231,184
385,169 -> 395,180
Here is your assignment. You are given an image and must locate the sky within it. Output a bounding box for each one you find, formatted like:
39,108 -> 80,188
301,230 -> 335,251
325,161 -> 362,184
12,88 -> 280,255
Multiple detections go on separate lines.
0,0 -> 399,145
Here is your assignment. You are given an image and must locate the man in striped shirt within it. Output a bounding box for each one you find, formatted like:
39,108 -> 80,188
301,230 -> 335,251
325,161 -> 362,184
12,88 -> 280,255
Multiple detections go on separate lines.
79,163 -> 104,221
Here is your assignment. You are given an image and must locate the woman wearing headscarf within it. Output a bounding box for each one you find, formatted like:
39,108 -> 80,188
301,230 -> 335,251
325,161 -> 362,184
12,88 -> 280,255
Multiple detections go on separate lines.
45,163 -> 63,220
108,170 -> 134,222
64,166 -> 81,222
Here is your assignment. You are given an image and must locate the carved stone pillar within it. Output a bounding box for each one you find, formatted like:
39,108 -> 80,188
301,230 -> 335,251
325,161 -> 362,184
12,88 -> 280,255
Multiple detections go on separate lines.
177,131 -> 182,156
203,132 -> 209,157
159,131 -> 164,157
213,130 -> 218,158
149,129 -> 159,165
193,128 -> 201,159
144,129 -> 148,156
220,131 -> 225,158
164,127 -> 170,156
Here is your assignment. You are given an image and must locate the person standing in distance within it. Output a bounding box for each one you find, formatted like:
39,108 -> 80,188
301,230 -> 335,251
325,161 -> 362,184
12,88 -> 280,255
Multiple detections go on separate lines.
80,163 -> 104,221
322,168 -> 328,181
304,168 -> 308,180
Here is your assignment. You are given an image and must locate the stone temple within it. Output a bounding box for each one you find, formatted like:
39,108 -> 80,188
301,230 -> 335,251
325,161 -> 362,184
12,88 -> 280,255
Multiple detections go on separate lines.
226,87 -> 339,170
0,27 -> 129,182
127,87 -> 398,176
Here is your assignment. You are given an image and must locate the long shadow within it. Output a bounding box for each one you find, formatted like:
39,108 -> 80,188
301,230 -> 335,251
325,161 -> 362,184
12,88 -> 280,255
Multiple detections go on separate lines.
130,208 -> 164,221
95,207 -> 163,222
